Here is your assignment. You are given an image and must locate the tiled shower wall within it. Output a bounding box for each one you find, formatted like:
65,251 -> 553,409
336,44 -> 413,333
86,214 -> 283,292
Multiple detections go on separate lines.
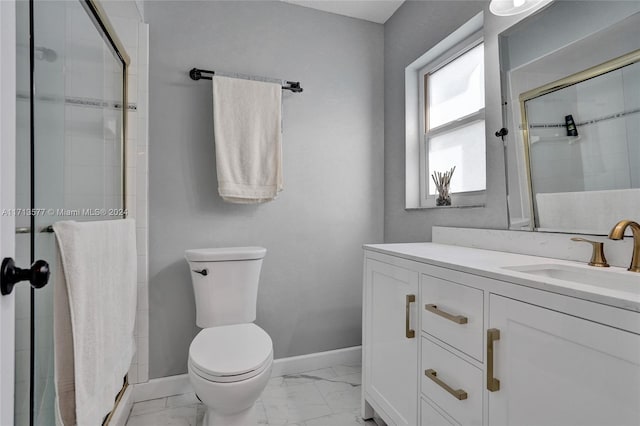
106,5 -> 149,385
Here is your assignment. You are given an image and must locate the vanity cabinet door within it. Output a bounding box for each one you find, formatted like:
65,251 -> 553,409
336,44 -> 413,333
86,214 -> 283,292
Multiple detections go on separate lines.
488,294 -> 640,426
363,259 -> 419,426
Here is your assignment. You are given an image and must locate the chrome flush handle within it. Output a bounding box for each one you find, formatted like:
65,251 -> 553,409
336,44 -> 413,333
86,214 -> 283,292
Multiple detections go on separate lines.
192,269 -> 208,276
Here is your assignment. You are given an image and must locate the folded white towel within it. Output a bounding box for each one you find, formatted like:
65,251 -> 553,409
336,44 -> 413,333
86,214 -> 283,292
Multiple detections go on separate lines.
53,219 -> 137,426
212,75 -> 283,203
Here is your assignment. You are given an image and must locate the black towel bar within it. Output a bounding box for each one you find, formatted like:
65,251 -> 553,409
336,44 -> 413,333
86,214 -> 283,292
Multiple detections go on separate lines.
189,68 -> 303,93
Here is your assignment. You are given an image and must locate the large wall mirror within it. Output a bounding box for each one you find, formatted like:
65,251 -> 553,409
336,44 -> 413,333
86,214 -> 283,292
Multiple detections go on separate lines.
500,1 -> 640,235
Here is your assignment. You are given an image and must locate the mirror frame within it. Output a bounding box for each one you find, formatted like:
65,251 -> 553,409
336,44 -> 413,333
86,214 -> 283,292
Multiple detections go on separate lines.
518,48 -> 640,231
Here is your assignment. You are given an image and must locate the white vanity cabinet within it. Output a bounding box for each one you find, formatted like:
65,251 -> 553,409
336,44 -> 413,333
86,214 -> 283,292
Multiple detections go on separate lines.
362,245 -> 640,426
362,258 -> 419,426
488,294 -> 640,426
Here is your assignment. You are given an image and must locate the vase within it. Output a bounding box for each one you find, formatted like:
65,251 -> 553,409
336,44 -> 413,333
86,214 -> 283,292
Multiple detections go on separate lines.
436,194 -> 451,206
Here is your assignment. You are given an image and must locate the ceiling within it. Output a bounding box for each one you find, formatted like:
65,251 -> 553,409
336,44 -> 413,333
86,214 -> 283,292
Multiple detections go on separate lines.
281,0 -> 405,24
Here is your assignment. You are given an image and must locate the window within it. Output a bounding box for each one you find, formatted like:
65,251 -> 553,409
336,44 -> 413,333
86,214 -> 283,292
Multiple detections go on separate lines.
419,40 -> 486,206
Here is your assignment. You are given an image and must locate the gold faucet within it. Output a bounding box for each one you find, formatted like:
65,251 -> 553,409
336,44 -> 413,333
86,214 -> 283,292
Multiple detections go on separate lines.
608,220 -> 640,272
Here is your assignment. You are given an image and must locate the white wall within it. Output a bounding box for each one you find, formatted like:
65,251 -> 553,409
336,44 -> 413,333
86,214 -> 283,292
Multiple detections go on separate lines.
0,1 -> 17,424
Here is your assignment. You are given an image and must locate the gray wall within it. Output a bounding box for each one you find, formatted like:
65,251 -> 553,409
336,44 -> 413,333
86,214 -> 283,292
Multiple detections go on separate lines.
146,1 -> 384,378
383,1 -> 510,243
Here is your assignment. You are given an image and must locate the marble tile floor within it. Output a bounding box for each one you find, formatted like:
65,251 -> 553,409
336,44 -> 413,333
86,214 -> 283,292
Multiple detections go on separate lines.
126,362 -> 381,426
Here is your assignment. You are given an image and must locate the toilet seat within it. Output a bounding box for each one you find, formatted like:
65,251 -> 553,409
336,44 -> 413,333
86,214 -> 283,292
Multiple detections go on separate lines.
189,355 -> 272,383
189,323 -> 273,383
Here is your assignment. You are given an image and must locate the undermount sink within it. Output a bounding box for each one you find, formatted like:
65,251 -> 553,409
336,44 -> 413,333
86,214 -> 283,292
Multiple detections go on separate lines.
503,264 -> 638,289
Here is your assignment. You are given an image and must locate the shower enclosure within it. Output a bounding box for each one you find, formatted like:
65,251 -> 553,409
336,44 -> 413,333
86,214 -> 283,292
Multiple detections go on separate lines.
15,1 -> 127,424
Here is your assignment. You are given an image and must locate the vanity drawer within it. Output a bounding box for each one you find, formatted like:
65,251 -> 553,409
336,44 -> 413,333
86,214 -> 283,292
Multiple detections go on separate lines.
421,337 -> 483,426
421,274 -> 483,361
421,398 -> 457,426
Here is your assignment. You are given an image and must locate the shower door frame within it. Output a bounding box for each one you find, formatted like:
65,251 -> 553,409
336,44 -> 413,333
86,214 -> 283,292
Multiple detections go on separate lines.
24,1 -> 129,425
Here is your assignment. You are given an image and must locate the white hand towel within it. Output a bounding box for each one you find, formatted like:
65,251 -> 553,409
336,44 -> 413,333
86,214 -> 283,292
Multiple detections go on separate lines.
212,75 -> 283,203
53,219 -> 137,426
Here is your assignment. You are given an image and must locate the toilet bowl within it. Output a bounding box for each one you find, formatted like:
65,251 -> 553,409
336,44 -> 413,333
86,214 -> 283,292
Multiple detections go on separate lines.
185,247 -> 271,426
188,323 -> 273,426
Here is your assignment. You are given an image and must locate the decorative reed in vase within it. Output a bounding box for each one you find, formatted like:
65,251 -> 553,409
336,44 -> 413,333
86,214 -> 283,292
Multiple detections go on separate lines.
431,166 -> 455,206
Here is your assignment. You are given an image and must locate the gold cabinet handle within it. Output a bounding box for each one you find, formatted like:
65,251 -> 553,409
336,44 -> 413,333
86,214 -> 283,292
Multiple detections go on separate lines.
425,369 -> 468,400
405,294 -> 416,338
487,328 -> 500,392
425,304 -> 468,324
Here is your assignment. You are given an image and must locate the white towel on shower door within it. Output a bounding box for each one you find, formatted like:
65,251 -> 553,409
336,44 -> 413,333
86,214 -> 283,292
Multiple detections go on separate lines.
53,219 -> 137,426
212,75 -> 283,203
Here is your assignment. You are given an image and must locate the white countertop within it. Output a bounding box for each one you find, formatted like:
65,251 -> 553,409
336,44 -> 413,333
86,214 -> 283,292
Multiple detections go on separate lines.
364,243 -> 640,312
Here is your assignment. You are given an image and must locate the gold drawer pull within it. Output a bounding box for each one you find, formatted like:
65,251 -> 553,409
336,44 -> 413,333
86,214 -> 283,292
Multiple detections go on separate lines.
425,304 -> 468,324
406,294 -> 416,338
487,328 -> 500,392
425,369 -> 468,400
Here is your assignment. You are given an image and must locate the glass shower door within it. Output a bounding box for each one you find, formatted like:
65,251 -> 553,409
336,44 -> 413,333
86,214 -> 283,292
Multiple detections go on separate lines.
15,1 -> 126,425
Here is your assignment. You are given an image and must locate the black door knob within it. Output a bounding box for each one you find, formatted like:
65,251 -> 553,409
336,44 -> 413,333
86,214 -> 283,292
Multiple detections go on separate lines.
1,257 -> 50,295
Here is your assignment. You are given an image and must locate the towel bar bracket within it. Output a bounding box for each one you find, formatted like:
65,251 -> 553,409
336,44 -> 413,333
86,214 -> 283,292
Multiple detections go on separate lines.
189,68 -> 202,81
1,257 -> 50,295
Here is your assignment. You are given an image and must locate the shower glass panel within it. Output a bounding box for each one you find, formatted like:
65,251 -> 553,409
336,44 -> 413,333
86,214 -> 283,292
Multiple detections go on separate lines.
15,1 -> 126,425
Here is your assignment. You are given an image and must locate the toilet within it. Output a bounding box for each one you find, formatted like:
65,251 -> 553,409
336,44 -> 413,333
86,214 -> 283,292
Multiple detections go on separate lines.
185,247 -> 272,426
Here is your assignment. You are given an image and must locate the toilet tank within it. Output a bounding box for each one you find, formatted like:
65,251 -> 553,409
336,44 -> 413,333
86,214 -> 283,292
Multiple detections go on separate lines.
185,247 -> 266,328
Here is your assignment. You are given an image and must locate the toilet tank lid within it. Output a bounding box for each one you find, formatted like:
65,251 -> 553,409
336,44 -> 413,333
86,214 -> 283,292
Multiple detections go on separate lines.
185,246 -> 266,262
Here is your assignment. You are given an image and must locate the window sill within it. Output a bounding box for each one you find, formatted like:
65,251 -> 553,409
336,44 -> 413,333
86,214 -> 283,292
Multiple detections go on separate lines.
405,204 -> 485,211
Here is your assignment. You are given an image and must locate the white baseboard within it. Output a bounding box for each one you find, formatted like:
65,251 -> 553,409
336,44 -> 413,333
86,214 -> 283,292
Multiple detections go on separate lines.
133,346 -> 362,403
133,373 -> 192,403
271,345 -> 362,377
